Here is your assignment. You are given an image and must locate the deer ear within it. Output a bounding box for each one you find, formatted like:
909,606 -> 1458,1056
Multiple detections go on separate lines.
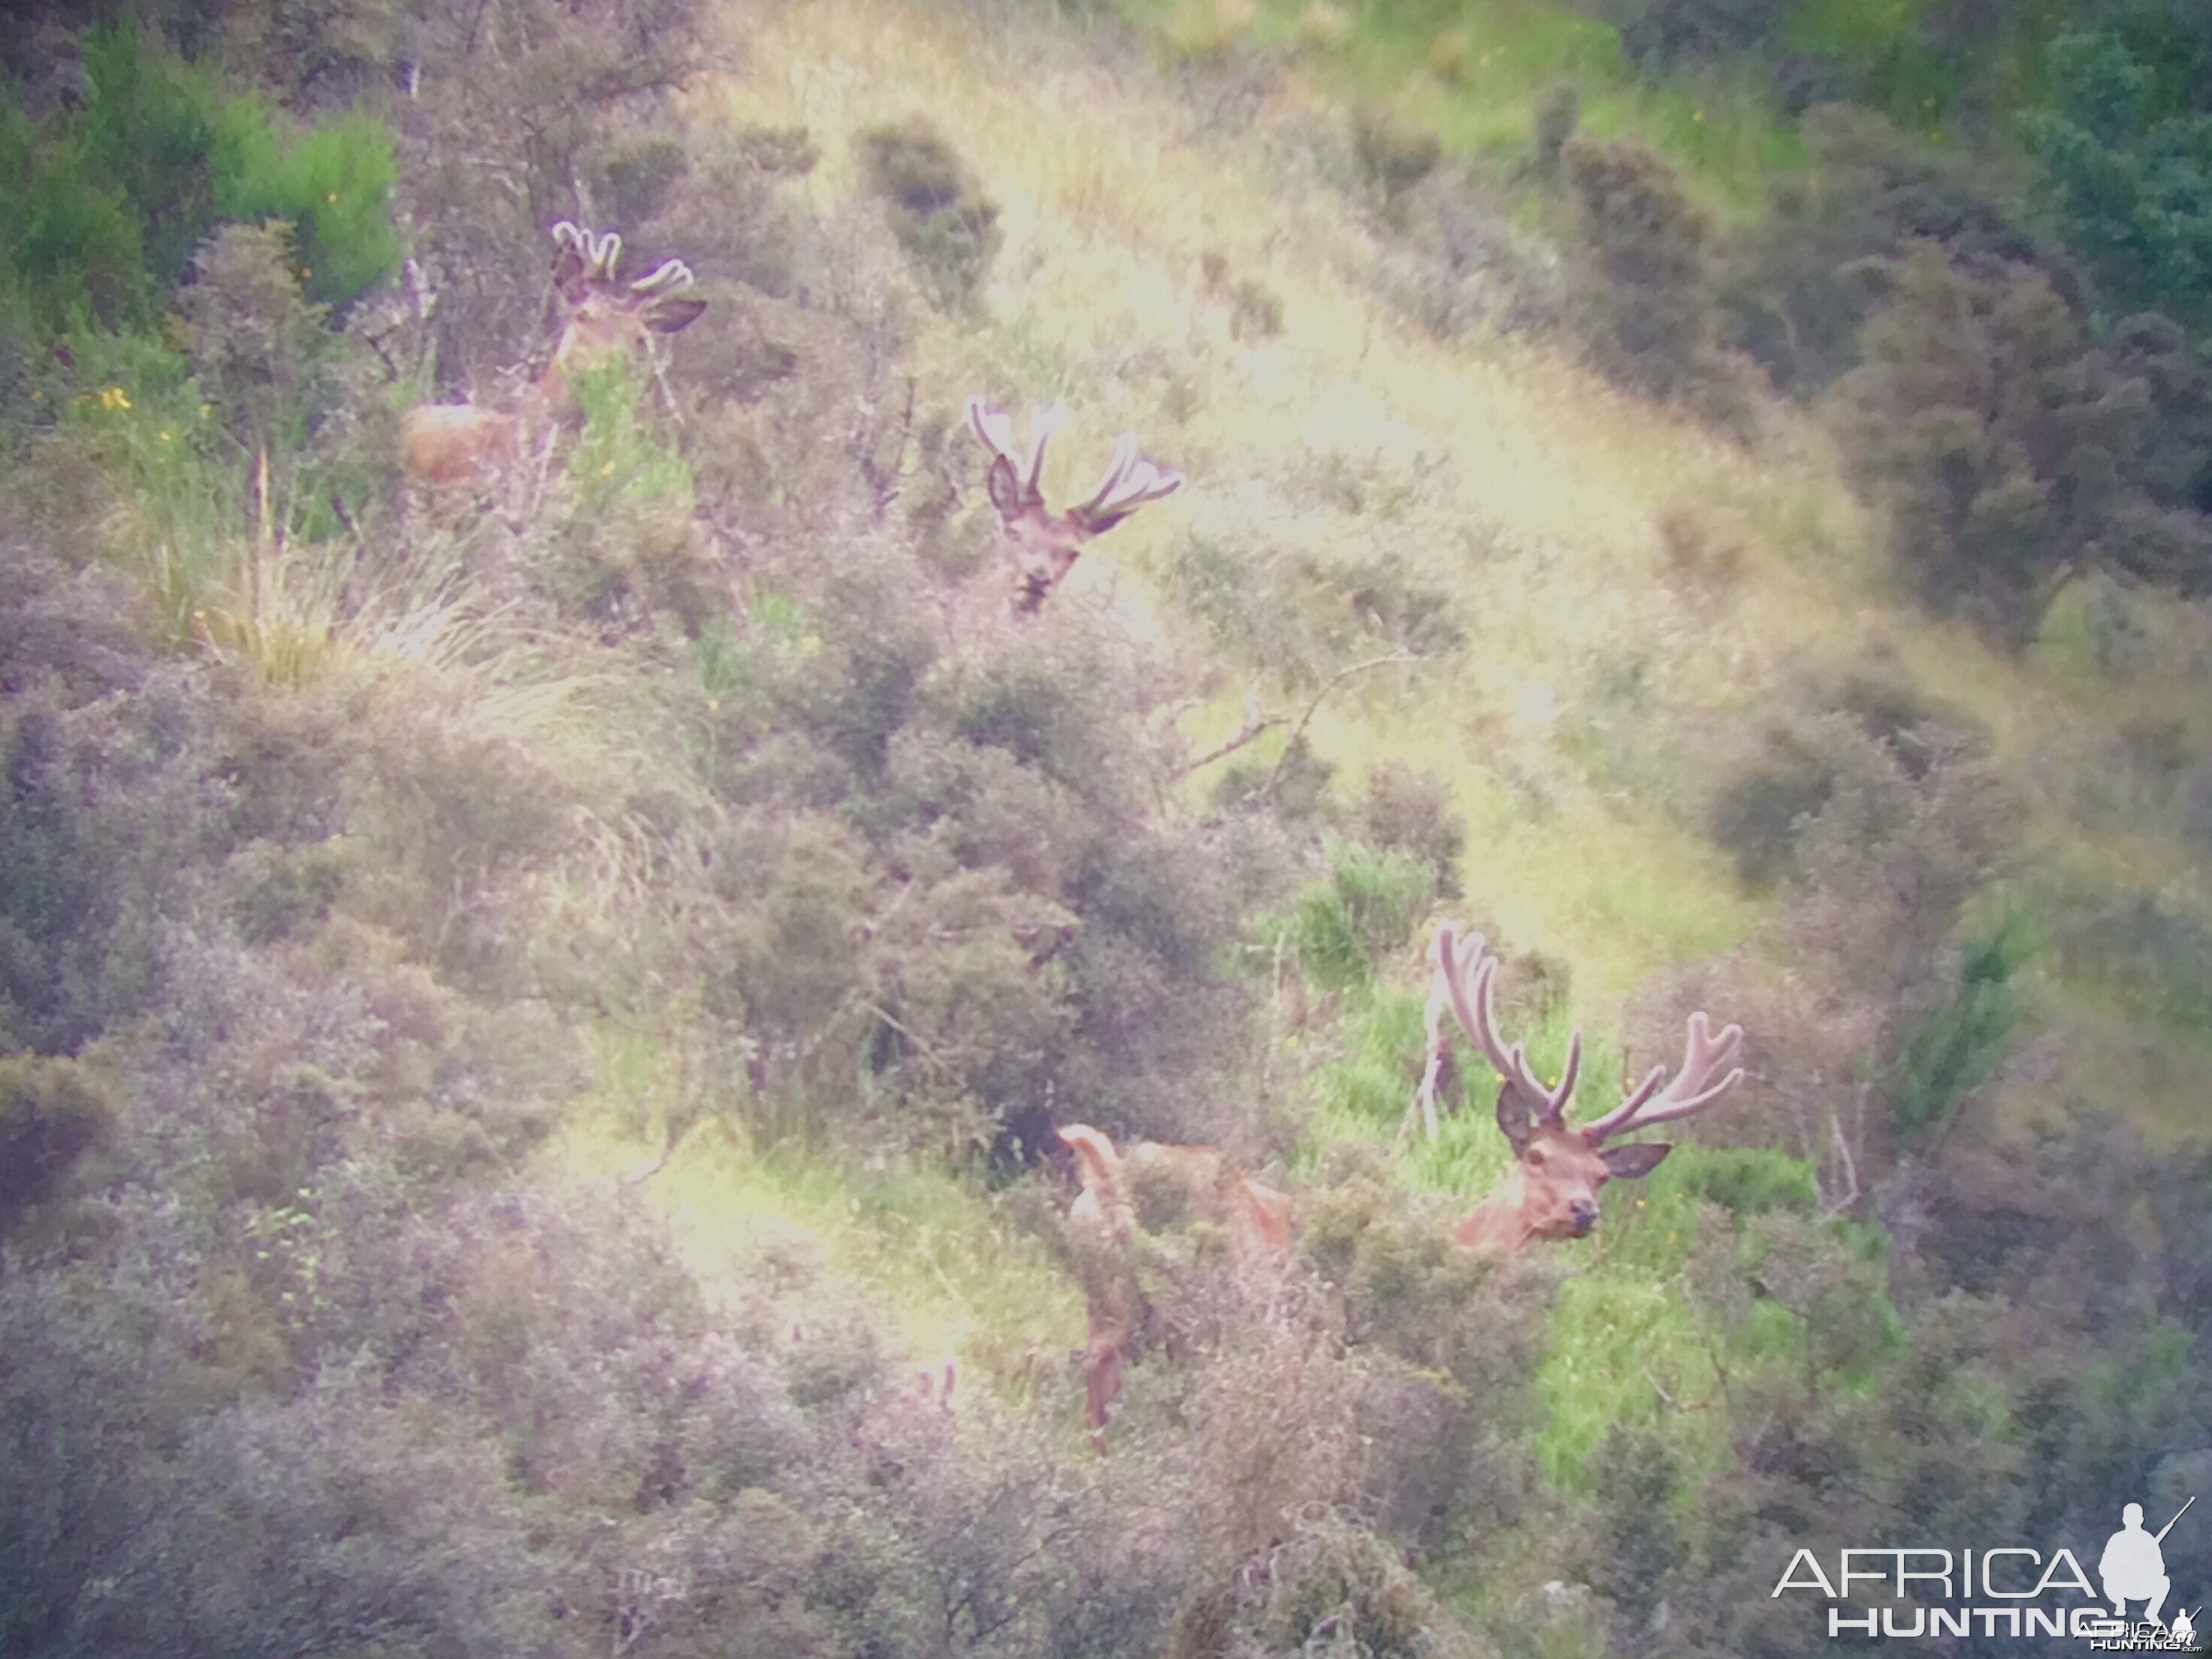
985,455 -> 1026,520
1494,1085 -> 1535,1158
1599,1142 -> 1671,1181
643,296 -> 708,334
551,243 -> 591,306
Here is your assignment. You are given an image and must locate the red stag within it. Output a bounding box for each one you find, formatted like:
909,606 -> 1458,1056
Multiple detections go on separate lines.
402,221 -> 707,490
964,397 -> 1184,615
1056,1123 -> 1291,1453
1431,924 -> 1745,1255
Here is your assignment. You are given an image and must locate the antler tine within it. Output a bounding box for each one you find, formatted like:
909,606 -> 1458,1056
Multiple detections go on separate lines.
1437,926 -> 1577,1120
629,258 -> 694,295
1105,457 -> 1186,512
965,396 -> 1023,467
1077,433 -> 1139,512
585,230 -> 623,283
1478,956 -> 1582,1123
1588,1012 -> 1745,1140
1024,404 -> 1069,496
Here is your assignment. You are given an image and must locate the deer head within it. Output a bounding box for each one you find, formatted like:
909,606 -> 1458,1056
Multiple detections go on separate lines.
1434,925 -> 1745,1255
531,221 -> 706,419
964,397 -> 1183,615
402,221 -> 706,488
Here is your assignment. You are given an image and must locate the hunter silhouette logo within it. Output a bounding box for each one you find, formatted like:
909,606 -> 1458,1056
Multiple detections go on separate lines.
1771,1493 -> 2203,1646
2101,1499 -> 2190,1629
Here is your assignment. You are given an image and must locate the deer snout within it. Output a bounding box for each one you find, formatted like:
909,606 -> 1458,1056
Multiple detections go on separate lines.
1567,1196 -> 1600,1234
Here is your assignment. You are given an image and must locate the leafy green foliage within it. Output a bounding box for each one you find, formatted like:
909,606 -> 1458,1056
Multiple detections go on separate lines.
0,21 -> 398,345
215,106 -> 403,307
1885,908 -> 2034,1139
2023,33 -> 2212,331
1261,839 -> 1438,997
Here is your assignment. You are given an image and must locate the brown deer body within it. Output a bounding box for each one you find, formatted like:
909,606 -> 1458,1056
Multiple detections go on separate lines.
1431,925 -> 1745,1256
402,222 -> 706,490
1056,1123 -> 1291,1452
964,398 -> 1183,615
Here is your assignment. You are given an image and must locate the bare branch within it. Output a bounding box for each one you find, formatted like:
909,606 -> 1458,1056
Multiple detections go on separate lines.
1259,651 -> 1417,803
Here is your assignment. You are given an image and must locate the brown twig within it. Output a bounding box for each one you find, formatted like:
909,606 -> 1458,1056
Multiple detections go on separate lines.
1259,651 -> 1417,802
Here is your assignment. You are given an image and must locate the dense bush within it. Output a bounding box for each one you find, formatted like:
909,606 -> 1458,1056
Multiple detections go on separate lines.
1828,244 -> 2212,634
2023,33 -> 2212,334
860,117 -> 1005,310
0,22 -> 398,339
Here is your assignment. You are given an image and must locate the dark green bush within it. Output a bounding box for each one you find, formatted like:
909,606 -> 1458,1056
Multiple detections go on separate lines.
1709,722 -> 1839,887
0,1055 -> 122,1237
2023,33 -> 2212,333
1353,760 -> 1466,899
585,132 -> 691,226
1723,103 -> 2042,394
860,118 -> 1003,308
1562,134 -> 1725,403
1827,243 -> 2207,633
215,105 -> 402,307
0,23 -> 400,340
1352,105 -> 1442,213
1532,82 -> 1579,177
1885,911 -> 2032,1140
176,221 -> 334,455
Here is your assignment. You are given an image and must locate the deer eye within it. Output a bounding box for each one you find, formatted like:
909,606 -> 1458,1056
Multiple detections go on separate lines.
1526,1149 -> 1546,1166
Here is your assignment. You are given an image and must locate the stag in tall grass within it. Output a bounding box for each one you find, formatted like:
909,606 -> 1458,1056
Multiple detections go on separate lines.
402,221 -> 706,491
1426,925 -> 1745,1255
964,398 -> 1183,615
1056,1123 -> 1292,1454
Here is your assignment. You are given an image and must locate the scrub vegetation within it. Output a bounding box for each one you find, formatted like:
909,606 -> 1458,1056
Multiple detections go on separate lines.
4,0 -> 2212,1654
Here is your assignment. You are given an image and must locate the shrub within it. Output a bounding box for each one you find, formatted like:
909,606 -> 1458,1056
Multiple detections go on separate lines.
1263,839 -> 1438,997
1352,106 -> 1441,216
214,104 -> 402,307
175,222 -> 334,457
1655,499 -> 1746,594
1884,909 -> 2034,1141
1532,82 -> 1579,178
1829,244 -> 2211,631
1722,103 -> 2044,394
859,118 -> 1003,309
1228,275 -> 1283,340
0,23 -> 400,337
1561,135 -> 1721,402
2023,33 -> 2212,333
586,132 -> 691,227
1709,720 -> 1840,888
1353,760 -> 1466,899
0,1055 -> 122,1237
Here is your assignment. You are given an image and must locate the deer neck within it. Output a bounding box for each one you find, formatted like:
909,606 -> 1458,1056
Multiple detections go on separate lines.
524,357 -> 576,423
1455,1171 -> 1538,1256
